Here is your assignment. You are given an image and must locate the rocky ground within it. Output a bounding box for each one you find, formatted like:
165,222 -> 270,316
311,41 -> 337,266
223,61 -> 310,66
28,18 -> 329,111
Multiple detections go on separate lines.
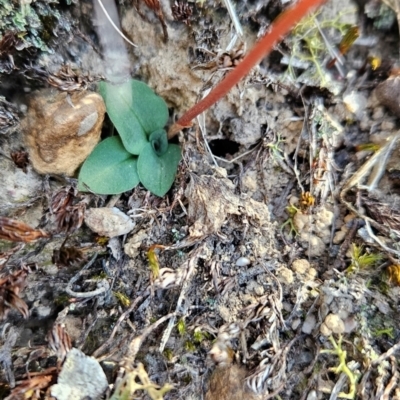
1,0 -> 400,399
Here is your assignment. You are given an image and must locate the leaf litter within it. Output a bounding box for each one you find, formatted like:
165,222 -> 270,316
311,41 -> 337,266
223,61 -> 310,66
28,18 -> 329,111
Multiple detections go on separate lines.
1,1 -> 400,400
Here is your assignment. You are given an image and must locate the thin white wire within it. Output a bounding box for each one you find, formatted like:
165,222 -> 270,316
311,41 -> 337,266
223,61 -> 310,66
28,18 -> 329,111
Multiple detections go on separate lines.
97,0 -> 137,48
222,0 -> 243,51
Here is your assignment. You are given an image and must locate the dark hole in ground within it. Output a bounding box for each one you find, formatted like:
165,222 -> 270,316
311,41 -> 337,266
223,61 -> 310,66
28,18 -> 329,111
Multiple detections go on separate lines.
208,139 -> 240,157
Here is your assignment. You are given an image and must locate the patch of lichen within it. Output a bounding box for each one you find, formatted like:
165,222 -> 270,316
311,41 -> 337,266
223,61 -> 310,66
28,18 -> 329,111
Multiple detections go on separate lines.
0,1 -> 71,62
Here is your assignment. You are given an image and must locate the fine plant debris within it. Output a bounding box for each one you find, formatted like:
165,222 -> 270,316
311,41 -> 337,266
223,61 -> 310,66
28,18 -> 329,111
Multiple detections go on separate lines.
2,0 -> 400,399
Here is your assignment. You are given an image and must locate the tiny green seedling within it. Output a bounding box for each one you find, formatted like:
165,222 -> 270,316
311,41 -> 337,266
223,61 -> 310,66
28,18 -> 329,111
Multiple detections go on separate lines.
347,243 -> 383,275
78,79 -> 181,197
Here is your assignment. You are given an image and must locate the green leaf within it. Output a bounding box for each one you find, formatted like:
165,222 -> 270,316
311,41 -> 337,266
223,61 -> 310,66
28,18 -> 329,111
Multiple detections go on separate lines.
128,80 -> 169,135
78,136 -> 139,195
99,80 -> 169,154
138,143 -> 181,197
99,81 -> 147,155
149,129 -> 168,156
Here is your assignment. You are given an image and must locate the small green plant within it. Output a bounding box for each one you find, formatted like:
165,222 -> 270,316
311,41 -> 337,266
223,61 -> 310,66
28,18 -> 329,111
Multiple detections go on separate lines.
372,327 -> 395,339
193,330 -> 210,343
114,291 -> 130,307
320,335 -> 359,399
286,10 -> 358,89
347,243 -> 383,274
177,319 -> 187,336
80,0 -> 325,197
78,79 -> 181,197
266,133 -> 286,164
110,363 -> 172,400
281,204 -> 300,237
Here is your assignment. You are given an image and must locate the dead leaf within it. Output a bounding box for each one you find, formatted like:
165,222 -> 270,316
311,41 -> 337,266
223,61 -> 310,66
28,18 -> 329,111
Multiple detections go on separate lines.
0,270 -> 29,319
48,324 -> 72,361
6,372 -> 55,400
10,150 -> 29,173
0,217 -> 49,243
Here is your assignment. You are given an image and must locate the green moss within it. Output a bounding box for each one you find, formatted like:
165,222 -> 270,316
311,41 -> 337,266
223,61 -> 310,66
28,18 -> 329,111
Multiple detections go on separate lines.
163,348 -> 174,361
54,294 -> 70,307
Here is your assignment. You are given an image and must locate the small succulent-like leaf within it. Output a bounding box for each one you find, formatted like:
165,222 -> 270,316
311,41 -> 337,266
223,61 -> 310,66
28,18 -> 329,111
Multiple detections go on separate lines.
99,80 -> 169,153
149,129 -> 168,156
99,81 -> 147,155
138,143 -> 181,197
78,136 -> 139,195
128,80 -> 169,135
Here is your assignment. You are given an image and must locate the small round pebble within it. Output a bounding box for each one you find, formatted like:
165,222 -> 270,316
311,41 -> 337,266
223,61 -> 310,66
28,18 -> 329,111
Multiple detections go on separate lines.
324,313 -> 345,335
320,322 -> 332,337
344,316 -> 357,333
302,314 -> 316,334
291,318 -> 301,330
292,259 -> 310,275
277,267 -> 294,285
236,257 -> 251,267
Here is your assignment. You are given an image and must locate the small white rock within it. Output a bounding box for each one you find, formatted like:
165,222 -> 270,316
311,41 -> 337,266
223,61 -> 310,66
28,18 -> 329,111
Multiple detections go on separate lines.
84,207 -> 135,237
343,91 -> 367,120
51,348 -> 108,400
324,313 -> 345,335
291,318 -> 301,330
277,266 -> 294,285
302,314 -> 316,334
320,322 -> 332,337
236,257 -> 251,267
292,259 -> 310,275
306,390 -> 318,400
344,316 -> 357,333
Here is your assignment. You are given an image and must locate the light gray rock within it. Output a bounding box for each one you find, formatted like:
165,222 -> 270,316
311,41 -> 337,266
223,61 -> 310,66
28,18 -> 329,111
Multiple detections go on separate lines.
51,348 -> 108,400
302,314 -> 317,334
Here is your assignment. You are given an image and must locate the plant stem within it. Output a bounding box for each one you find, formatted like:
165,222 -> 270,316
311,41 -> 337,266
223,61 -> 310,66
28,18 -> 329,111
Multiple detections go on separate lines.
168,0 -> 326,138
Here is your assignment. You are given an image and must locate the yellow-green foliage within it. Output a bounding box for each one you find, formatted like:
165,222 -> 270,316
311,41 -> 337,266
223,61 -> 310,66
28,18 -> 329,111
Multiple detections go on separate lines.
193,330 -> 209,343
347,243 -> 383,274
281,204 -> 299,237
320,335 -> 359,399
163,348 -> 174,361
110,363 -> 172,400
114,291 -> 130,307
184,341 -> 196,352
177,319 -> 186,336
287,10 -> 355,87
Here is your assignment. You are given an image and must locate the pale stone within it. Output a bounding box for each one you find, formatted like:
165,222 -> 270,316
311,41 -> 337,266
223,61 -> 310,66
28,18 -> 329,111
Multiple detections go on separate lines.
84,207 -> 135,237
291,318 -> 301,330
343,316 -> 357,333
343,91 -> 367,120
302,314 -> 316,334
23,89 -> 106,176
307,268 -> 317,280
124,229 -> 150,258
292,259 -> 310,275
51,348 -> 107,400
320,322 -> 332,337
236,257 -> 251,267
306,390 -> 318,400
324,313 -> 345,334
277,266 -> 293,285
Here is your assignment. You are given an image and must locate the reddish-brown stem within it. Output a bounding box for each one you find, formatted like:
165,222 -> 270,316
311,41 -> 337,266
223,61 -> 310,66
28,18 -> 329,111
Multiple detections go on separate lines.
168,0 -> 326,138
